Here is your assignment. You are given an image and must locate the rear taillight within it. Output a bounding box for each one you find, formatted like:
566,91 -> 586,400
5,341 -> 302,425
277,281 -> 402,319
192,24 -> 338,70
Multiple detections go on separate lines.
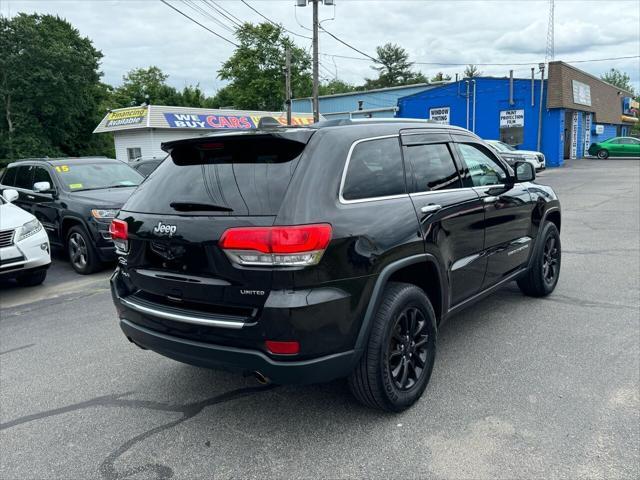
109,219 -> 128,252
219,224 -> 332,267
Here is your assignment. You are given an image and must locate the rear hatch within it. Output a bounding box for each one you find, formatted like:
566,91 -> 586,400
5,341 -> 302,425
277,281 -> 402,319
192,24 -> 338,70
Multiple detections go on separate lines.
116,130 -> 314,328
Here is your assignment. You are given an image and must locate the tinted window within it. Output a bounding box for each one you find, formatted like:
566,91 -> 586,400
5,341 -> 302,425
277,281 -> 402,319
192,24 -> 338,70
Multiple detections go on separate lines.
33,167 -> 53,187
619,138 -> 639,145
456,143 -> 507,187
124,136 -> 306,215
15,166 -> 34,189
405,143 -> 461,192
1,166 -> 17,187
342,137 -> 405,200
135,161 -> 161,177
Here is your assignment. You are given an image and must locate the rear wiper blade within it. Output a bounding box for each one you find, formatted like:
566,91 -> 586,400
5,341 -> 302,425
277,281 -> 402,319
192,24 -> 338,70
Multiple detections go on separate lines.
170,202 -> 233,212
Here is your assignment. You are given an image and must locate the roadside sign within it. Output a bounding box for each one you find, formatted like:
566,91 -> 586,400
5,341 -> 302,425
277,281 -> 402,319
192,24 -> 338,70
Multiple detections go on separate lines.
429,107 -> 450,125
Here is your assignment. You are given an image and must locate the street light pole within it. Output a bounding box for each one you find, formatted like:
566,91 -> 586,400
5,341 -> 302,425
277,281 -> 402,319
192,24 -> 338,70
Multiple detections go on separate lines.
312,0 -> 319,122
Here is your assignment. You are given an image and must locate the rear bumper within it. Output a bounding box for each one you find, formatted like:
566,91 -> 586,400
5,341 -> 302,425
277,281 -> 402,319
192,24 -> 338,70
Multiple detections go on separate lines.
110,270 -> 362,384
119,318 -> 357,384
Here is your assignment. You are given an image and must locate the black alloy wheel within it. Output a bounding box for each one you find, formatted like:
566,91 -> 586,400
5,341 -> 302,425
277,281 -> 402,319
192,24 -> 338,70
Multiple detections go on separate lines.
542,236 -> 560,285
387,306 -> 430,391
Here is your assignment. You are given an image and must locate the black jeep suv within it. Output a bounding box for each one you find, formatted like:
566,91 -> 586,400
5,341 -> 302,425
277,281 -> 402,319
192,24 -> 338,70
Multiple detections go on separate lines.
0,157 -> 143,274
110,120 -> 561,411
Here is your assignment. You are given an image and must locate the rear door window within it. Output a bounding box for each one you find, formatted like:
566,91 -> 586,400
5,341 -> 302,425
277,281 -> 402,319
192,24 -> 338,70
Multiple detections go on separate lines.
405,143 -> 461,192
341,137 -> 405,201
123,135 -> 309,216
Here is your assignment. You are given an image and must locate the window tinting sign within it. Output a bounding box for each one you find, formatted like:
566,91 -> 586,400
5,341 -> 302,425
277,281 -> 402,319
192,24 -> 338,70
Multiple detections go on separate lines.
572,80 -> 592,106
429,107 -> 450,125
499,109 -> 524,128
570,111 -> 579,159
583,113 -> 592,155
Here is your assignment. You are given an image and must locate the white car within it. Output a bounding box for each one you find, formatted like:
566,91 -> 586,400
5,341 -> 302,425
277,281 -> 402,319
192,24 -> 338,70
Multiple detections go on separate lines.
486,140 -> 546,171
0,189 -> 51,286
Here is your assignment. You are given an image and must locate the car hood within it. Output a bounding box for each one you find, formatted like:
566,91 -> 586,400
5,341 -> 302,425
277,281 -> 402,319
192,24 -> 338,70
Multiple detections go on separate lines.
0,202 -> 36,230
514,150 -> 542,156
69,187 -> 137,207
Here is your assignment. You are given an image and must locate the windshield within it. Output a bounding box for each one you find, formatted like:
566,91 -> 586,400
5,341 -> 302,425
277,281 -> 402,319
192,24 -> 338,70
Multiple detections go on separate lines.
54,162 -> 143,191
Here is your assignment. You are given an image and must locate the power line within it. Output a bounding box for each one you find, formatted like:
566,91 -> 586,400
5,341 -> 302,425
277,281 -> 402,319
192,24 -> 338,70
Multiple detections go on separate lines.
241,0 -> 312,40
319,26 -> 378,63
161,0 -> 239,47
320,52 -> 640,67
181,0 -> 235,34
206,1 -> 243,28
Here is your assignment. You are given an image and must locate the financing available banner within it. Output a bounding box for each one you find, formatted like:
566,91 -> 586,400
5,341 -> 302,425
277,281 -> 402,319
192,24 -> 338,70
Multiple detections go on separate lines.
164,113 -> 314,129
105,107 -> 147,127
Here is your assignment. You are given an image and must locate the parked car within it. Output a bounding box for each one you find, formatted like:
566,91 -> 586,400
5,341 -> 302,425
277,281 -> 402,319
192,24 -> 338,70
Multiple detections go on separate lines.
110,119 -> 561,412
130,157 -> 163,177
486,140 -> 546,171
0,188 -> 51,285
0,157 -> 143,274
588,136 -> 640,158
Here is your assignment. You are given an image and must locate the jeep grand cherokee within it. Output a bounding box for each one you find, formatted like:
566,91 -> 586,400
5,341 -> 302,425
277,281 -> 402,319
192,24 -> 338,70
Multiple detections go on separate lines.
110,119 -> 561,411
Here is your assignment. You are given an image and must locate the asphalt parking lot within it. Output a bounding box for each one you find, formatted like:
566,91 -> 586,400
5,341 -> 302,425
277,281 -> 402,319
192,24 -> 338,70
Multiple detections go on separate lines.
1,159 -> 638,479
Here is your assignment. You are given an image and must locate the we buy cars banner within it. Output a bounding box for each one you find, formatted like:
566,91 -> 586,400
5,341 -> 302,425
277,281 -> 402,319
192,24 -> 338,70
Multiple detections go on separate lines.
163,113 -> 314,129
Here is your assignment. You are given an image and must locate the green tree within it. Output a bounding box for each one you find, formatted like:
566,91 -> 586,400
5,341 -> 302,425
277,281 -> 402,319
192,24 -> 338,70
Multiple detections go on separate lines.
600,68 -> 635,95
0,13 -> 109,159
319,79 -> 357,96
364,43 -> 426,89
111,66 -> 182,107
464,64 -> 482,78
217,22 -> 312,111
430,72 -> 452,83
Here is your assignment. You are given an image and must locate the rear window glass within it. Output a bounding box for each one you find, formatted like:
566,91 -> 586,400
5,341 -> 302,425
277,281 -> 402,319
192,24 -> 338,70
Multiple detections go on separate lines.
342,137 -> 405,201
123,136 -> 307,216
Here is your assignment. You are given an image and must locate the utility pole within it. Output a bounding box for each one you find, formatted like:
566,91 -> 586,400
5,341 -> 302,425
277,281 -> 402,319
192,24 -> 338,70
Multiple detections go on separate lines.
298,0 -> 332,122
285,46 -> 292,125
312,0 -> 319,122
537,63 -> 545,152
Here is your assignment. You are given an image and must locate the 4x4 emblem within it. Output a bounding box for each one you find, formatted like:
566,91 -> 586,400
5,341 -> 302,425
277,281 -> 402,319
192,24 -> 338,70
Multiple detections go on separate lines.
153,221 -> 177,237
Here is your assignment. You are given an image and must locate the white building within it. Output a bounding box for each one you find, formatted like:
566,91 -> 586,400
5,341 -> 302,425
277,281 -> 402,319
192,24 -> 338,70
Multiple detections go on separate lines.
94,105 -> 316,163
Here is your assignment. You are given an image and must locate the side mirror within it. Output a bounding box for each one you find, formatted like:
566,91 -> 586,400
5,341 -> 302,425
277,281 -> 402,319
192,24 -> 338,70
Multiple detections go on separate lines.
514,161 -> 535,182
2,189 -> 19,203
33,181 -> 52,193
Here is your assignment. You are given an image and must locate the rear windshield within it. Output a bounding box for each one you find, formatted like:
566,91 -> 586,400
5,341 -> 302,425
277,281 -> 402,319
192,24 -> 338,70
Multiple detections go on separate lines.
123,135 -> 308,216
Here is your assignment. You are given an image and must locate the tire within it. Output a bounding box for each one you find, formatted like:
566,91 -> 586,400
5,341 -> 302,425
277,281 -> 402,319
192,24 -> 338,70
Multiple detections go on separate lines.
67,225 -> 100,274
517,222 -> 561,297
597,149 -> 609,159
348,282 -> 437,412
16,269 -> 47,286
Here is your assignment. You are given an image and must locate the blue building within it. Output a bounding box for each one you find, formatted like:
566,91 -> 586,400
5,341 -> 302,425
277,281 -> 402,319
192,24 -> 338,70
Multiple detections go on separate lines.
291,83 -> 434,119
397,61 -> 637,167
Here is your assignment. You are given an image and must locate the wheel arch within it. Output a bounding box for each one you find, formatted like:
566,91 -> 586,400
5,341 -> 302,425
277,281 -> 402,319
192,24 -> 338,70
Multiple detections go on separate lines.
353,254 -> 446,354
61,216 -> 89,243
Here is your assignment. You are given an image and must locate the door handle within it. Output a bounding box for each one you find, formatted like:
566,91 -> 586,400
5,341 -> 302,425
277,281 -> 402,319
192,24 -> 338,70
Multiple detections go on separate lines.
27,195 -> 35,200
483,196 -> 499,203
420,204 -> 442,214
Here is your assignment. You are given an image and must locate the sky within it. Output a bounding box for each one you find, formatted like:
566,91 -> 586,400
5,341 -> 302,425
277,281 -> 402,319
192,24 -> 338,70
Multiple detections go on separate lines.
2,0 -> 639,96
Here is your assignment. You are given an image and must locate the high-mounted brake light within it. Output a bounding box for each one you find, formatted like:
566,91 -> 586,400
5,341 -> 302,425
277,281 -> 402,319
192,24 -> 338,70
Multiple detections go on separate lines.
219,224 -> 332,267
109,219 -> 128,252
